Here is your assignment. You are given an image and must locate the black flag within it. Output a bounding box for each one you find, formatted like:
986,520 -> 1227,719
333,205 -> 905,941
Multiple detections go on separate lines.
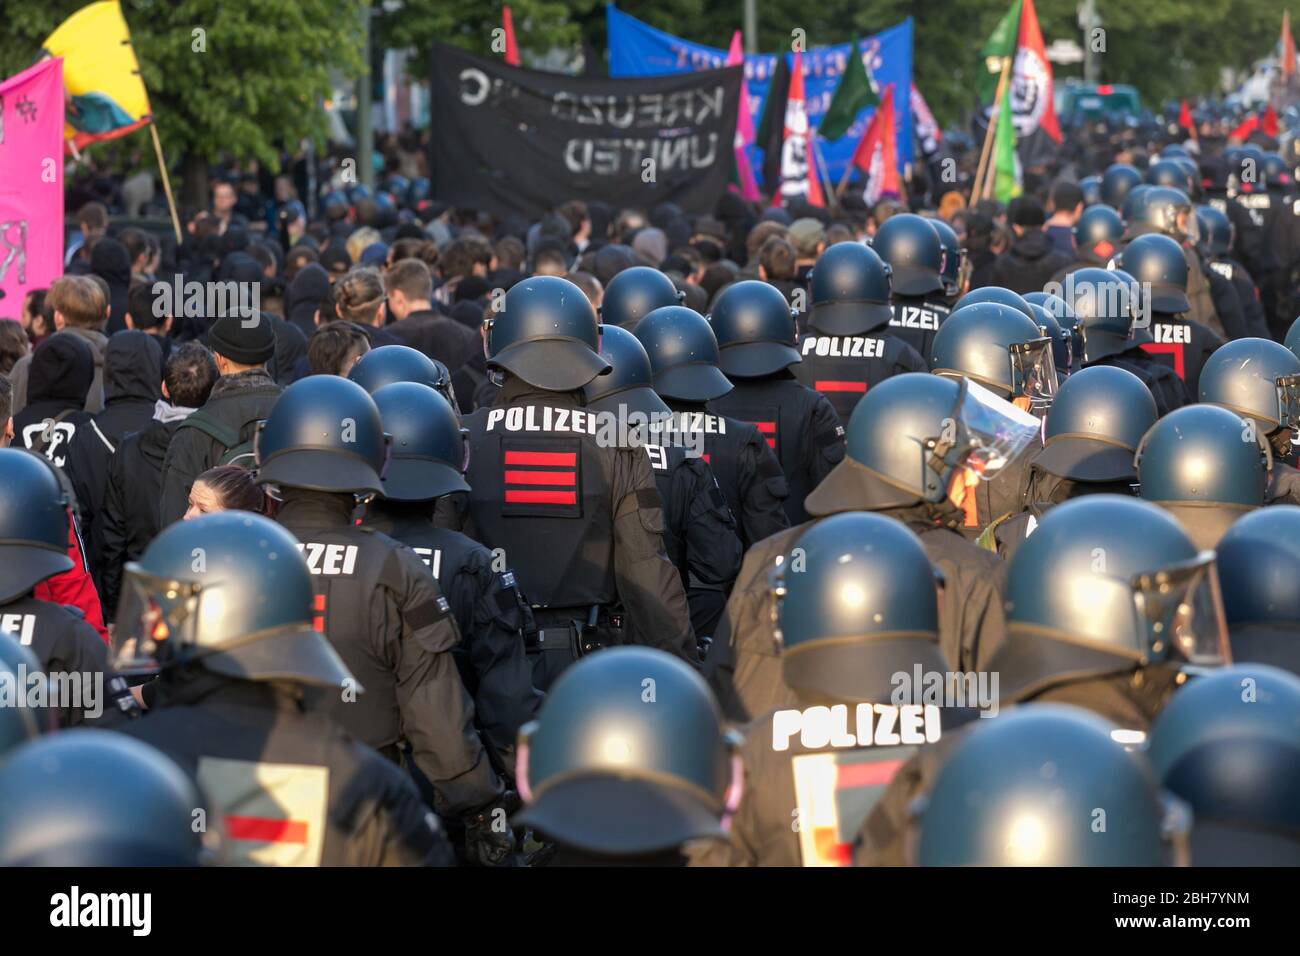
756,53 -> 791,198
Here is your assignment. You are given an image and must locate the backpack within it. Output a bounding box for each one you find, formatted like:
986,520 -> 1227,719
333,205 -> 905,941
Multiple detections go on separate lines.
176,409 -> 260,469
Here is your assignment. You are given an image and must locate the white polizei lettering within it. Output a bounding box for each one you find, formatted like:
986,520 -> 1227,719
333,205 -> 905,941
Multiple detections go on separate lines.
552,408 -> 570,432
0,613 -> 36,646
771,708 -> 802,751
412,547 -> 443,579
770,704 -> 941,751
485,408 -> 505,430
297,543 -> 358,575
873,704 -> 901,746
504,407 -> 524,431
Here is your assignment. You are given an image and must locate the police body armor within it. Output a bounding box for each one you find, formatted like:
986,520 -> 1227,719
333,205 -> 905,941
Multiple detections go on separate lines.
790,329 -> 927,425
888,296 -> 950,363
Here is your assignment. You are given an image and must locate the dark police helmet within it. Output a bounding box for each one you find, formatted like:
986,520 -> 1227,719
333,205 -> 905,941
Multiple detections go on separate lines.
999,496 -> 1229,698
0,730 -> 214,866
113,512 -> 354,690
918,705 -> 1173,866
256,375 -> 389,495
929,218 -> 964,298
931,302 -> 1057,409
871,213 -> 945,296
1199,337 -> 1300,432
1073,203 -> 1124,260
1146,158 -> 1192,191
1027,301 -> 1073,376
600,266 -> 684,331
1160,143 -> 1190,160
1147,665 -> 1300,864
514,646 -> 738,857
1132,186 -> 1195,240
1195,204 -> 1233,258
773,512 -> 945,703
1215,506 -> 1300,630
372,383 -> 469,501
0,449 -> 73,603
1285,315 -> 1300,366
1121,183 -> 1155,225
633,305 -> 733,403
1036,365 -> 1156,482
1262,152 -> 1292,192
1118,233 -> 1190,314
0,656 -> 41,758
952,285 -> 1034,320
709,280 -> 801,378
1079,174 -> 1103,207
1101,162 -> 1143,209
486,275 -> 610,391
583,324 -> 671,419
807,241 -> 894,335
1063,267 -> 1141,363
349,344 -> 456,408
1136,404 -> 1269,550
804,373 -> 1040,515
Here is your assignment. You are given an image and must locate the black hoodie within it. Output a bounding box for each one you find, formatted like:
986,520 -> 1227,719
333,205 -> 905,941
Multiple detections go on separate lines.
13,333 -> 95,469
91,237 -> 133,336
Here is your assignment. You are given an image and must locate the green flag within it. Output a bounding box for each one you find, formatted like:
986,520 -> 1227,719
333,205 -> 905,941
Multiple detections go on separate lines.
979,0 -> 1022,103
819,39 -> 878,141
993,79 -> 1022,203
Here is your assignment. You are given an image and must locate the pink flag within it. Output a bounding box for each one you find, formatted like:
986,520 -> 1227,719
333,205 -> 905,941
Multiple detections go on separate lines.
0,58 -> 64,315
726,31 -> 761,202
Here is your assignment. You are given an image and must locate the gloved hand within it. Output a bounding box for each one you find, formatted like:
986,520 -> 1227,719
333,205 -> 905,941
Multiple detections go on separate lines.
463,791 -> 520,866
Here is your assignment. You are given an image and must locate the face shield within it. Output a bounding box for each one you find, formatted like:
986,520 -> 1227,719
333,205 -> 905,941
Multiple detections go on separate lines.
1009,337 -> 1058,415
945,379 -> 1042,483
1276,374 -> 1300,433
1130,552 -> 1231,667
111,567 -> 211,677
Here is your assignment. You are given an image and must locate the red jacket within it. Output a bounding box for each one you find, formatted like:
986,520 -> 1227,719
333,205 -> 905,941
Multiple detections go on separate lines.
34,510 -> 110,645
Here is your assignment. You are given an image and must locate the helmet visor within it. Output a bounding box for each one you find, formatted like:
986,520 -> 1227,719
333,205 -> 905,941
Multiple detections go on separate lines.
952,379 -> 1042,481
1130,552 -> 1231,667
1009,337 -> 1058,413
1276,373 -> 1300,431
112,566 -> 205,677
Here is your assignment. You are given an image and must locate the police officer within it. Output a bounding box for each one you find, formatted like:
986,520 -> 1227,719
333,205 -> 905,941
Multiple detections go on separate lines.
1196,204 -> 1271,339
256,375 -> 513,857
1024,291 -> 1077,375
990,365 -> 1157,558
364,381 -> 542,780
0,729 -> 213,866
600,265 -> 684,330
463,275 -> 696,690
707,279 -> 846,525
349,344 -> 457,410
0,449 -> 133,727
689,512 -> 972,867
1065,266 -> 1189,415
1079,175 -> 1102,207
929,218 -> 965,306
1260,152 -> 1300,340
1100,162 -> 1143,210
706,373 -> 1038,721
113,511 -> 455,866
1199,337 -> 1300,505
1214,507 -> 1300,676
1202,150 -> 1276,301
873,214 -> 951,358
1118,233 -> 1223,397
1146,665 -> 1300,864
513,646 -> 740,865
584,323 -> 742,640
634,304 -> 790,551
790,241 -> 927,424
912,706 -> 1178,866
0,651 -> 41,755
1048,203 -> 1124,288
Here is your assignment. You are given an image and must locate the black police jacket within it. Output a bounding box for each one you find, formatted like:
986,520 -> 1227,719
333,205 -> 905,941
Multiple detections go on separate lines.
661,400 -> 790,553
887,295 -> 950,360
460,377 -> 696,665
1207,255 -> 1272,339
790,328 -> 928,425
363,500 -> 543,779
275,490 -> 503,818
120,674 -> 454,866
1138,312 -> 1223,400
710,371 -> 847,526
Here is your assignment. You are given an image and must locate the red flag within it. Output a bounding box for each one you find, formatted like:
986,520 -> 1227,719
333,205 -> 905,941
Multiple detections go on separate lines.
778,51 -> 824,207
1283,10 -> 1296,79
1178,99 -> 1195,136
1017,0 -> 1062,143
502,6 -> 520,66
850,84 -> 900,204
1230,114 -> 1259,142
1263,104 -> 1280,137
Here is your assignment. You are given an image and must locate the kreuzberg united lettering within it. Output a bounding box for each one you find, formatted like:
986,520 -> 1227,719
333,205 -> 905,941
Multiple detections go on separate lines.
801,336 -> 886,358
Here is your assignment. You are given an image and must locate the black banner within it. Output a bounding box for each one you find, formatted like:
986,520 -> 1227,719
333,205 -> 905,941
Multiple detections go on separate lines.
429,43 -> 742,218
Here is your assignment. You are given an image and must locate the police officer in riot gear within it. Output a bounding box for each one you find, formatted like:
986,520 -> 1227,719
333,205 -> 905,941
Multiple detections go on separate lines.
873,214 -> 952,358
707,279 -> 845,525
1065,266 -> 1189,415
600,266 -> 684,330
1199,337 -> 1300,505
1147,665 -> 1300,864
1026,301 -> 1072,378
791,241 -> 927,423
0,449 -> 133,727
584,324 -> 742,640
929,218 -> 965,306
1202,150 -> 1277,303
463,275 -> 696,690
1196,204 -> 1271,339
706,373 -> 1040,721
1101,162 -> 1143,210
634,304 -> 790,551
690,512 -> 973,867
1118,233 -> 1223,397
1214,508 -> 1300,676
513,646 -> 740,865
256,375 -> 513,862
1136,404 -> 1269,550
0,729 -> 214,866
0,652 -> 41,756
113,512 -> 455,866
1079,175 -> 1102,207
364,382 -> 542,780
989,365 -> 1156,558
349,344 -> 457,409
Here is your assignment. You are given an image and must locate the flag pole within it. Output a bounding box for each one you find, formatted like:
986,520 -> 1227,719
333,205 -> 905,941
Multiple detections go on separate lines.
972,55 -> 1013,204
148,121 -> 183,244
811,134 -> 839,210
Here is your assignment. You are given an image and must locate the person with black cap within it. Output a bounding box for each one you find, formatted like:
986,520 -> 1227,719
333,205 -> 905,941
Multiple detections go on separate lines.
634,304 -> 790,552
462,275 -> 696,691
362,381 -> 542,780
158,311 -> 281,527
706,279 -> 845,526
584,324 -> 743,642
218,251 -> 306,385
981,196 -> 1074,295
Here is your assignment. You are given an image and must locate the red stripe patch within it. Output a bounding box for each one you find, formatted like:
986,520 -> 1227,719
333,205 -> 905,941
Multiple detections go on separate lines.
1140,342 -> 1186,380
754,421 -> 777,433
505,489 -> 577,505
504,469 -> 576,486
226,815 -> 309,844
504,450 -> 576,467
835,758 -> 905,789
815,380 -> 868,393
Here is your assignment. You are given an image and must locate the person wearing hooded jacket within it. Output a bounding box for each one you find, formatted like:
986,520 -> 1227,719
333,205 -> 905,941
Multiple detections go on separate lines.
9,275 -> 109,417
89,236 -> 133,337
979,198 -> 1076,295
13,334 -> 97,471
